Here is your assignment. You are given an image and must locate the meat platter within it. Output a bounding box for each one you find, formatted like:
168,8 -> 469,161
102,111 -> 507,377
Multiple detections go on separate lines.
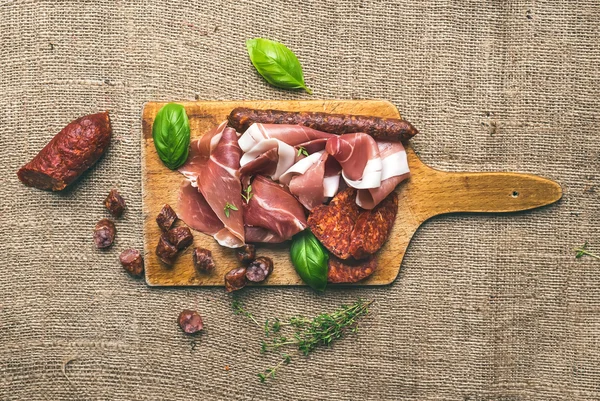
141,99 -> 562,287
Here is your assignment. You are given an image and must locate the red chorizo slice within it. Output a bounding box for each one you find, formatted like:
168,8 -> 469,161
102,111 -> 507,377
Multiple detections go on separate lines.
94,218 -> 116,249
104,189 -> 126,217
17,112 -> 112,191
228,107 -> 418,142
224,267 -> 247,292
193,248 -> 215,272
156,204 -> 178,232
327,256 -> 377,283
307,188 -> 360,260
349,192 -> 398,260
156,234 -> 178,266
119,249 -> 144,278
245,256 -> 273,283
167,227 -> 194,250
236,244 -> 256,265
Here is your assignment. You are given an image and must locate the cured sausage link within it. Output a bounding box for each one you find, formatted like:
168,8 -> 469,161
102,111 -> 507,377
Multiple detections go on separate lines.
227,107 -> 418,142
17,112 -> 112,191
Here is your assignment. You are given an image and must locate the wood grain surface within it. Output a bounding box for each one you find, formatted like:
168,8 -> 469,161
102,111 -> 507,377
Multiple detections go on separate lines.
141,100 -> 562,287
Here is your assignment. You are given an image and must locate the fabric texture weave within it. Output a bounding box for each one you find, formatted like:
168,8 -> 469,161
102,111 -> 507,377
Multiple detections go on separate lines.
1,1 -> 599,399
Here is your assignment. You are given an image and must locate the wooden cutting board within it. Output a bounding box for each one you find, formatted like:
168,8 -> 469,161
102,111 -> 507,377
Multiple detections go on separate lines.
141,100 -> 562,287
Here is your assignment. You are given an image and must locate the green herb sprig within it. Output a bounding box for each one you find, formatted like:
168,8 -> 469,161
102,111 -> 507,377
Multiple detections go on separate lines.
574,242 -> 600,259
242,185 -> 253,203
231,297 -> 373,382
297,146 -> 309,157
224,202 -> 238,218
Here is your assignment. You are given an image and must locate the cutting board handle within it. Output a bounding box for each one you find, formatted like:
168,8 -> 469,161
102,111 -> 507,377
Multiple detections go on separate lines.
411,165 -> 562,219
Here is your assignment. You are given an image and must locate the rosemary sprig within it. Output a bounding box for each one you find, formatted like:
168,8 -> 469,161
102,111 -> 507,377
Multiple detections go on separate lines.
241,185 -> 253,203
223,202 -> 238,218
574,242 -> 600,260
232,298 -> 373,382
297,146 -> 309,157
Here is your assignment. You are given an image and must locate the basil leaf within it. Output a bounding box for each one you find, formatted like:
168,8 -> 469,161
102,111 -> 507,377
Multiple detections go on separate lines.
290,230 -> 328,291
152,103 -> 191,169
246,38 -> 312,94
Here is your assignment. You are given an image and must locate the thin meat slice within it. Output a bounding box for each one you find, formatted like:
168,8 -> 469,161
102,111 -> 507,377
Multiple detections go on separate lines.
239,147 -> 279,178
356,141 -> 410,210
238,123 -> 334,151
239,138 -> 296,181
325,133 -> 381,182
179,121 -> 227,186
243,175 -> 307,242
197,127 -> 245,247
288,152 -> 329,210
244,226 -> 286,243
178,181 -> 223,234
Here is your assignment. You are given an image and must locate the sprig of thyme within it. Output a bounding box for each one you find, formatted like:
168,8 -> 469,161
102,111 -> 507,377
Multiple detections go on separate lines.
297,146 -> 309,157
223,202 -> 238,218
232,298 -> 373,382
231,298 -> 260,327
241,185 -> 253,203
574,242 -> 600,260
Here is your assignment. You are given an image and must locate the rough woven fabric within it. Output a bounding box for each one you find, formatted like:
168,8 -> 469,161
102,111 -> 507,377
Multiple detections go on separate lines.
1,0 -> 599,400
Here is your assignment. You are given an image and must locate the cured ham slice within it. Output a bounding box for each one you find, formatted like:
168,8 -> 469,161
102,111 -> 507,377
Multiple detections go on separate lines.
325,133 -> 380,181
245,226 -> 286,244
356,141 -> 410,209
326,133 -> 382,188
239,138 -> 296,181
178,121 -> 227,186
238,123 -> 334,151
243,176 -> 307,242
239,147 -> 279,178
178,181 -> 223,234
288,152 -> 329,210
197,127 -> 245,247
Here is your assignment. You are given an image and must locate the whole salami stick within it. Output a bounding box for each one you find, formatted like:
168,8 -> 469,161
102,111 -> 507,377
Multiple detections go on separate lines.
17,112 -> 112,191
228,107 -> 418,142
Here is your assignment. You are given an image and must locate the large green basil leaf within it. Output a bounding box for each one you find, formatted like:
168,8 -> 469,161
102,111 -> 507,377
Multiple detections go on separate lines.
290,230 -> 328,292
152,103 -> 190,169
246,38 -> 312,94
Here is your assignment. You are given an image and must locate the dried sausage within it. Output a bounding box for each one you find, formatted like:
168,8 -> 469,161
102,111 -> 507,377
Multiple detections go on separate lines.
193,248 -> 215,272
178,310 -> 204,334
245,256 -> 273,283
17,112 -> 112,191
119,249 -> 144,278
224,267 -> 247,292
327,256 -> 376,283
167,227 -> 194,250
104,189 -> 126,217
236,244 -> 256,264
349,192 -> 398,259
156,233 -> 178,266
94,218 -> 116,249
228,107 -> 418,142
156,204 -> 177,232
307,188 -> 360,259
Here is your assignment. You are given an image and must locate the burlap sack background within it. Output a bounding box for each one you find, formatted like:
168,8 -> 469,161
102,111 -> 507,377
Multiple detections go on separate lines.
2,0 -> 599,400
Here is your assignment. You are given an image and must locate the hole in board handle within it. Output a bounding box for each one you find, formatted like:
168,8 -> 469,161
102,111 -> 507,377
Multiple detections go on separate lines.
512,191 -> 519,198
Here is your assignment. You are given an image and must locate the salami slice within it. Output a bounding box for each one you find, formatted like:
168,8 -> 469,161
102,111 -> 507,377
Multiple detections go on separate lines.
327,256 -> 376,283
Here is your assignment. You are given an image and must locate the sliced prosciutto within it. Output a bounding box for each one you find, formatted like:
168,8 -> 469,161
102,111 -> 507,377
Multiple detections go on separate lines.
197,127 -> 245,247
178,181 -> 223,234
326,133 -> 382,187
243,175 -> 307,242
356,141 -> 410,209
238,123 -> 334,151
178,121 -> 227,186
